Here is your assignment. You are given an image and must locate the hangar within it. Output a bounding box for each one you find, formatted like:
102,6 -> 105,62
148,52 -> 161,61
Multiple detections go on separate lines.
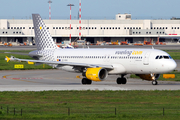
0,13 -> 180,45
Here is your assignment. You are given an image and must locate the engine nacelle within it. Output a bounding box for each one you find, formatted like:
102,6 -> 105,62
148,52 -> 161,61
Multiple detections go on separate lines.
85,67 -> 108,81
137,74 -> 160,81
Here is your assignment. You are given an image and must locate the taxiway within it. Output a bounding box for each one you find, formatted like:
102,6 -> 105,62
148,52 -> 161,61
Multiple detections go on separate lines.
0,70 -> 179,91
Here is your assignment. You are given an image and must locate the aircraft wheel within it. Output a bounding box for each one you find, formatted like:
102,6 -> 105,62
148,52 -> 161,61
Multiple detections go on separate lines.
152,80 -> 158,85
87,79 -> 92,84
122,78 -> 127,84
116,77 -> 127,84
116,77 -> 122,84
82,78 -> 92,85
82,78 -> 87,84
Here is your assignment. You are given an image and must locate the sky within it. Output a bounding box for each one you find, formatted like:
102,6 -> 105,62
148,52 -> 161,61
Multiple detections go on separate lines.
1,0 -> 180,20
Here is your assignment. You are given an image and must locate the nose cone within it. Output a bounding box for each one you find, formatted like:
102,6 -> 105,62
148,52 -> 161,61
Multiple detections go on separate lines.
167,60 -> 177,71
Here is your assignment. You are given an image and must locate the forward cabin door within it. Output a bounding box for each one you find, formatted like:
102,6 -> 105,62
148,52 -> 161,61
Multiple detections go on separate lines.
143,52 -> 151,65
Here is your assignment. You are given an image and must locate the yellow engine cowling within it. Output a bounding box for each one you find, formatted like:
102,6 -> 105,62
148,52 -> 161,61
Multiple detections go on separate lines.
137,74 -> 160,81
85,67 -> 108,81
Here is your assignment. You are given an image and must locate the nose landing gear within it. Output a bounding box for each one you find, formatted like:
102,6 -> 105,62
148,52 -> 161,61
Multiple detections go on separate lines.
152,80 -> 158,85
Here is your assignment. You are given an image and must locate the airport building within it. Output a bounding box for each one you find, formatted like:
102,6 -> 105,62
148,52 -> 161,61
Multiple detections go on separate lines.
0,13 -> 180,45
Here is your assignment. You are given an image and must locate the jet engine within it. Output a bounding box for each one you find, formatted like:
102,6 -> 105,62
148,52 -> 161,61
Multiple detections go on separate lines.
136,74 -> 160,81
84,67 -> 108,81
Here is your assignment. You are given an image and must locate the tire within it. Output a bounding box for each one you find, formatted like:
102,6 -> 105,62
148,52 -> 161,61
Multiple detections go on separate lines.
82,78 -> 92,85
116,78 -> 122,84
87,79 -> 92,84
122,78 -> 127,84
82,78 -> 87,85
152,80 -> 158,85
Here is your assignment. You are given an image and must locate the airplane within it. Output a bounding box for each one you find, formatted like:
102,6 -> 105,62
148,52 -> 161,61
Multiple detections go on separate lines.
5,14 -> 177,85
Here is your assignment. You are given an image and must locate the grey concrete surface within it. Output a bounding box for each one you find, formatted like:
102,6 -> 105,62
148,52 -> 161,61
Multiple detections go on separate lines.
0,70 -> 179,91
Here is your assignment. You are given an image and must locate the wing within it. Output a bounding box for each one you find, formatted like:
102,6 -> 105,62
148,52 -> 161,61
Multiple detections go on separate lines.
5,56 -> 114,70
3,52 -> 43,59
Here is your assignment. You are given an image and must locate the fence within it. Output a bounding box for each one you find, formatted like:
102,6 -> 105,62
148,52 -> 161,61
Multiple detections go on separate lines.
1,106 -> 180,117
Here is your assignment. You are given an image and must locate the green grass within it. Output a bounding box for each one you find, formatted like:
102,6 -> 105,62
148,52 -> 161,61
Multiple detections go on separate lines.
0,90 -> 180,119
158,71 -> 180,81
164,50 -> 180,59
166,52 -> 180,59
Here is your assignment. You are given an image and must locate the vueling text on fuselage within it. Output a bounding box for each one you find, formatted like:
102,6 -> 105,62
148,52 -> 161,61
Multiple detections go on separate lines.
115,50 -> 143,56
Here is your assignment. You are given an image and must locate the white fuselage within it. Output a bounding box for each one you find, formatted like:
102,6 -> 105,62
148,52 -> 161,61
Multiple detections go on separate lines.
49,48 -> 177,75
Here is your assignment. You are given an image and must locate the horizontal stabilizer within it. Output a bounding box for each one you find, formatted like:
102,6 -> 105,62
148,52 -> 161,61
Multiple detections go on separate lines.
5,56 -> 16,62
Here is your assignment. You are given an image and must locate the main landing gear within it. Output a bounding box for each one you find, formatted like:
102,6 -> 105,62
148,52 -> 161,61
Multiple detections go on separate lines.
152,80 -> 158,85
116,75 -> 127,84
82,78 -> 92,85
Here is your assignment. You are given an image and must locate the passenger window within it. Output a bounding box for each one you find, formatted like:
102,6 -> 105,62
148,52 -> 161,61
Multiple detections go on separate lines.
155,56 -> 159,59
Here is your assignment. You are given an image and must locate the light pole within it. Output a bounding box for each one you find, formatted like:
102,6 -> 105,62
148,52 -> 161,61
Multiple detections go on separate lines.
48,0 -> 52,20
67,4 -> 74,44
79,0 -> 81,40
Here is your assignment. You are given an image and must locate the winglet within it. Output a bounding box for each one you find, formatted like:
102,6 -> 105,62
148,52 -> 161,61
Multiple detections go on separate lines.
28,61 -> 34,64
5,56 -> 10,62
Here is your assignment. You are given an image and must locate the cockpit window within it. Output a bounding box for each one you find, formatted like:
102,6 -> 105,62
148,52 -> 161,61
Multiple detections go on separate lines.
163,56 -> 169,59
159,56 -> 163,59
155,55 -> 172,59
155,56 -> 159,59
